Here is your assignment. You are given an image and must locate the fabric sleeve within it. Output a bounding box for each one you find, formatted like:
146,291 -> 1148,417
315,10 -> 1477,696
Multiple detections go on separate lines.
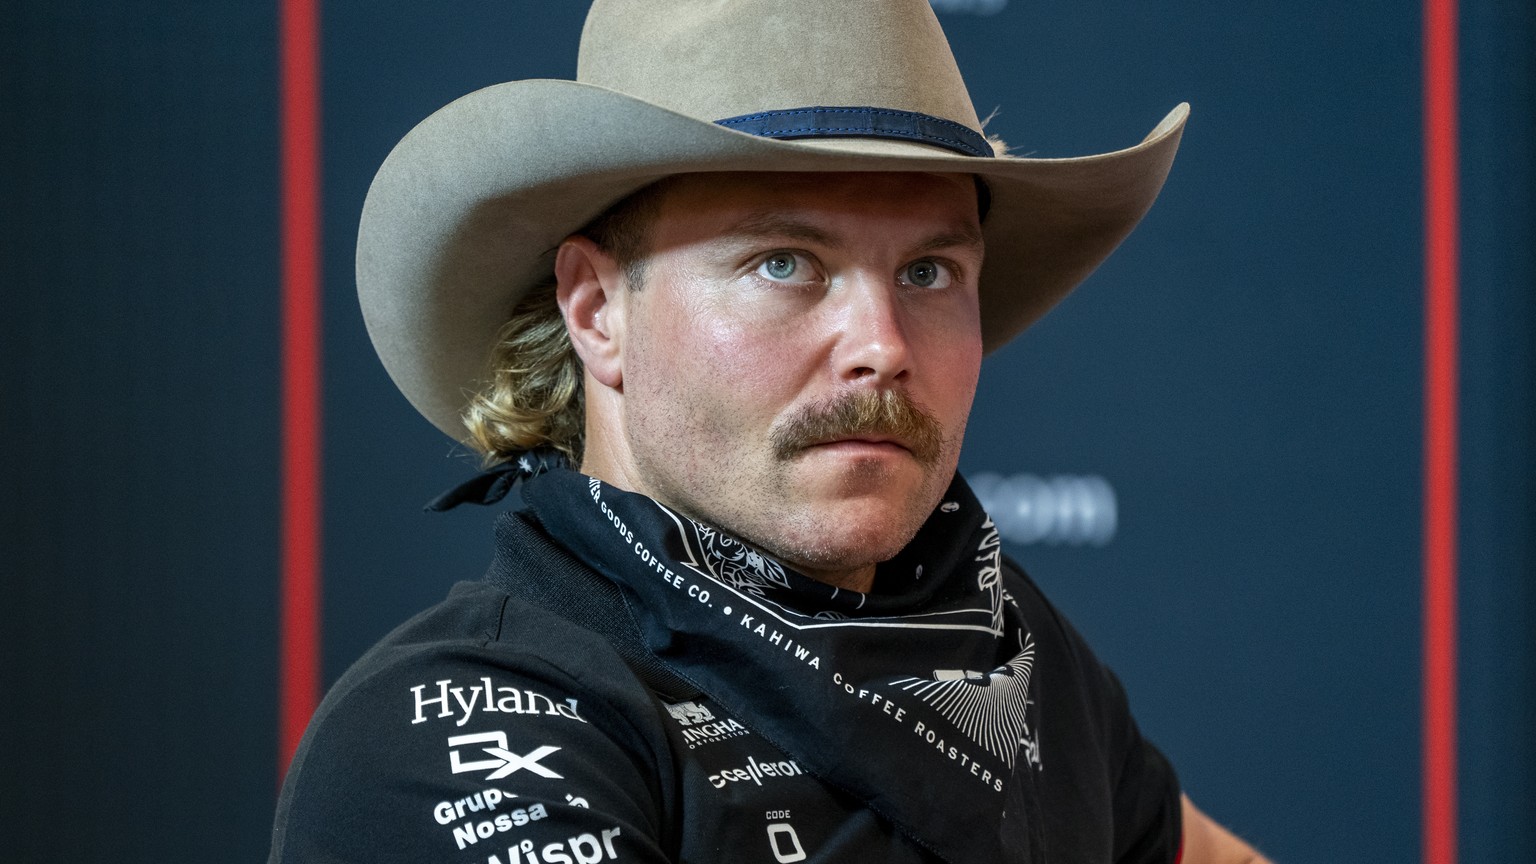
270,594 -> 679,864
1003,560 -> 1183,864
1100,666 -> 1183,864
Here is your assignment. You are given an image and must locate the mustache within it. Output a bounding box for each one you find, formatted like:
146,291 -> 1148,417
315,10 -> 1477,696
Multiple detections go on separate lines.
770,389 -> 945,465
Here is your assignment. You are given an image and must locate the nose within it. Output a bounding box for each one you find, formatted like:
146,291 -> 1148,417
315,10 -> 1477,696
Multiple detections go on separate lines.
831,275 -> 912,385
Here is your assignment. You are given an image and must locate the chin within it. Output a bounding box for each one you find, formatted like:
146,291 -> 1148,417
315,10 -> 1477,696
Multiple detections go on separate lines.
771,498 -> 931,572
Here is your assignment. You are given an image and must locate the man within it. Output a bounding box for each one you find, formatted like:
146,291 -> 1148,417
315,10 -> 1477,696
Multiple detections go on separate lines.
271,1 -> 1270,862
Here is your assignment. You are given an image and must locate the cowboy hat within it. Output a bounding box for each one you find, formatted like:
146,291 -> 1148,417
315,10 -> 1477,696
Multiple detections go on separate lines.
358,0 -> 1188,441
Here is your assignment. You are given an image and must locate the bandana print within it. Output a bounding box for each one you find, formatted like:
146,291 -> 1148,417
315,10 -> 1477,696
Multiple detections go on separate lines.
520,468 -> 1047,863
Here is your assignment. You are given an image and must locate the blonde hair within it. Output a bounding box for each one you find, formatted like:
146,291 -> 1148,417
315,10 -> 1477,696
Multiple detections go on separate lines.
462,278 -> 585,465
461,181 -> 666,466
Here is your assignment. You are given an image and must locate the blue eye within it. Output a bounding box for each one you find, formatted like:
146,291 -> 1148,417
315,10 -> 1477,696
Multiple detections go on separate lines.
900,259 -> 952,290
755,252 -> 819,283
764,253 -> 797,280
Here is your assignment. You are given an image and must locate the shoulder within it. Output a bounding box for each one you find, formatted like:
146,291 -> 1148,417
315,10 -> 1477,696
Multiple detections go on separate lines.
998,554 -> 1143,741
300,579 -> 668,749
999,557 -> 1184,863
270,580 -> 677,863
998,558 -> 1103,679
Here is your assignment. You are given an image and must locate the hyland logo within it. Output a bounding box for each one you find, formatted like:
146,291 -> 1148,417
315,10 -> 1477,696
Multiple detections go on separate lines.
447,732 -> 563,781
411,677 -> 586,727
665,700 -> 749,749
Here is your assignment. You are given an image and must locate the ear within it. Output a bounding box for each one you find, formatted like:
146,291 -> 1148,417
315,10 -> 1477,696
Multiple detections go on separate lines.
555,234 -> 627,390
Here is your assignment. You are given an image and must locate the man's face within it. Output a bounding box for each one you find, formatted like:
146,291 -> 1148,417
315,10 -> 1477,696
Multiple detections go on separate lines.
605,171 -> 985,584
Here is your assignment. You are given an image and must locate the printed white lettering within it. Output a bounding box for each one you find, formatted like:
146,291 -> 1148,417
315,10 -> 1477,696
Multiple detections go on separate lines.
452,801 -> 549,851
908,720 -> 1006,792
515,831 -> 619,864
452,685 -> 482,725
412,680 -> 455,724
734,616 -> 821,670
709,755 -> 805,788
569,833 -> 604,864
680,718 -> 750,749
436,788 -> 513,825
491,838 -> 535,864
523,690 -> 560,717
767,823 -> 807,863
410,678 -> 586,725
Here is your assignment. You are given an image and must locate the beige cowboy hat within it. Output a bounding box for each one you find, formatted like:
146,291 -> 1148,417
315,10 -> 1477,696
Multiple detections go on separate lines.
359,0 -> 1188,441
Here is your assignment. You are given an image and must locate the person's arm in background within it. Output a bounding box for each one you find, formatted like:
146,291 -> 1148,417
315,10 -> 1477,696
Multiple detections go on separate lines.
1181,795 -> 1274,863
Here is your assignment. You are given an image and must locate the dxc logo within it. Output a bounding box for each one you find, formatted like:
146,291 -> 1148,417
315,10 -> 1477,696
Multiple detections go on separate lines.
447,732 -> 563,781
969,472 -> 1118,546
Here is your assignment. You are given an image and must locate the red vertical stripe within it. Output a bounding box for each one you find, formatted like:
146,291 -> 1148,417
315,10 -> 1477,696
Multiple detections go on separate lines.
280,0 -> 322,775
1422,0 -> 1458,861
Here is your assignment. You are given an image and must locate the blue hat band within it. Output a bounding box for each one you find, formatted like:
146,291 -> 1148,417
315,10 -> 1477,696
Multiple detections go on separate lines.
715,106 -> 993,159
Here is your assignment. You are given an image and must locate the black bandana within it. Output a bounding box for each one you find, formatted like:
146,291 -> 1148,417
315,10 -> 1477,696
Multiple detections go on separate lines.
517,468 -> 1047,863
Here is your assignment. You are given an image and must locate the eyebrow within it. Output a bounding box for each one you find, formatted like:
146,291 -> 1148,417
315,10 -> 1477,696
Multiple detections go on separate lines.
913,226 -> 986,255
718,213 -> 842,248
717,211 -> 985,255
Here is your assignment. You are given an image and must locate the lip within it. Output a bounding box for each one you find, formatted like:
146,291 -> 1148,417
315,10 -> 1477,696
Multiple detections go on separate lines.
809,436 -> 912,455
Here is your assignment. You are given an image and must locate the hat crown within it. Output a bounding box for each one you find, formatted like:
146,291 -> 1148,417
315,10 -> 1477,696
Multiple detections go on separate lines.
577,0 -> 984,134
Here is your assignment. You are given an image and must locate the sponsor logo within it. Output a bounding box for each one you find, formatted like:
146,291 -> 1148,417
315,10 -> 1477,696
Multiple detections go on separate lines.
665,701 -> 715,727
708,755 -> 805,789
665,700 -> 750,749
766,823 -> 807,863
969,471 -> 1118,546
433,788 -> 551,851
736,613 -> 821,669
487,827 -> 623,864
830,673 -> 908,725
909,720 -> 1004,792
681,719 -> 750,749
411,678 -> 586,727
891,635 -> 1037,769
448,732 -> 563,781
434,788 -> 519,825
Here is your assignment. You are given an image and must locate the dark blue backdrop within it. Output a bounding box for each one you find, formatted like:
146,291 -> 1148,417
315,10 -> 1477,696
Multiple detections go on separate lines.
4,2 -> 1531,862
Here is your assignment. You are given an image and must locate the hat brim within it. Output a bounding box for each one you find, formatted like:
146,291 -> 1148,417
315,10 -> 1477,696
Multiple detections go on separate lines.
358,79 -> 1188,441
